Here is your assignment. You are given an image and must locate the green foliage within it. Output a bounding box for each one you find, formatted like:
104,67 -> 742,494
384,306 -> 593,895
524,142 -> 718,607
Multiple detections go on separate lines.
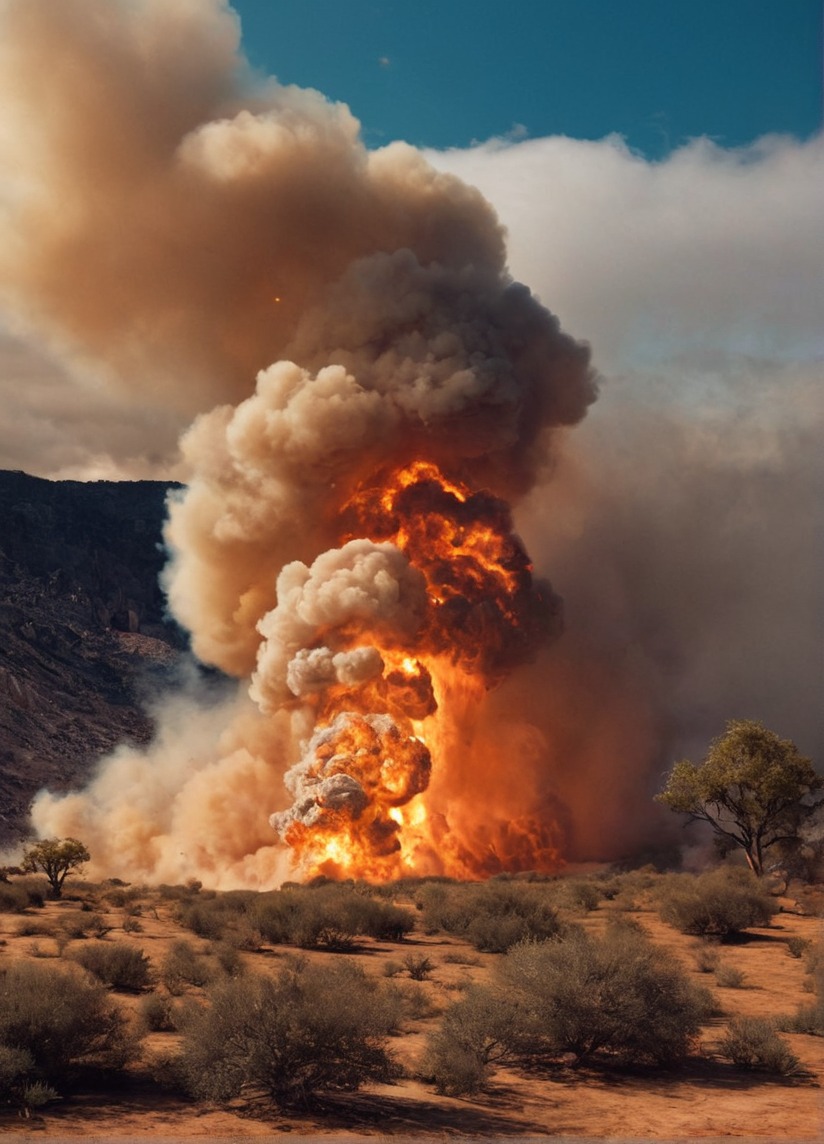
418,881 -> 562,952
501,922 -> 710,1066
422,986 -> 521,1095
70,941 -> 152,991
0,961 -> 130,1091
176,959 -> 397,1106
719,1016 -> 801,1074
657,867 -> 776,937
21,837 -> 91,899
657,720 -> 822,875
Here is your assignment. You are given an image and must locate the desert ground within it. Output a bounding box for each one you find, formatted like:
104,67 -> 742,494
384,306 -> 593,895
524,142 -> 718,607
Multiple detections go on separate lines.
0,871 -> 821,1140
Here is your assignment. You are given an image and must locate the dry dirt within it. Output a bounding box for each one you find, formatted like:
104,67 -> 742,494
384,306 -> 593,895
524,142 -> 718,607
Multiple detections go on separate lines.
0,880 -> 821,1140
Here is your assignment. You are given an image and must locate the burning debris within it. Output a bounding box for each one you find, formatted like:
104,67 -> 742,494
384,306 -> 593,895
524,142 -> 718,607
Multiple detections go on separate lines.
8,1 -> 596,885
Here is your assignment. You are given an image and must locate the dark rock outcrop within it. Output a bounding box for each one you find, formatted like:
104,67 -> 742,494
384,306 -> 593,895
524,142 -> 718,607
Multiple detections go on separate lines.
0,470 -> 185,846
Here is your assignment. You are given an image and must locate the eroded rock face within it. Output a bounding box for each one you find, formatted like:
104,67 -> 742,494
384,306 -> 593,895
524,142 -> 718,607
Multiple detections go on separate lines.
0,470 -> 184,845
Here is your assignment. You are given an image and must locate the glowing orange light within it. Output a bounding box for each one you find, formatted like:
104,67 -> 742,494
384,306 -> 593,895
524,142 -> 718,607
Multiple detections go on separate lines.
278,459 -> 561,881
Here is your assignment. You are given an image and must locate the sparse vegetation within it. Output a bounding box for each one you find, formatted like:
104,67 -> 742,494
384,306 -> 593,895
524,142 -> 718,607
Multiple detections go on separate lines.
715,964 -> 746,988
160,938 -> 214,993
0,961 -> 131,1092
70,941 -> 152,991
719,1016 -> 801,1075
0,867 -> 817,1131
500,922 -> 711,1067
656,866 -> 776,937
176,958 -> 398,1106
423,985 -> 519,1094
417,880 -> 562,952
403,952 -> 434,980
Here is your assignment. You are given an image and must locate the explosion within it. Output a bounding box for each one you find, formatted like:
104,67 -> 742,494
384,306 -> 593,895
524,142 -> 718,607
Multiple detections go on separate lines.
4,0 -> 598,886
267,460 -> 563,878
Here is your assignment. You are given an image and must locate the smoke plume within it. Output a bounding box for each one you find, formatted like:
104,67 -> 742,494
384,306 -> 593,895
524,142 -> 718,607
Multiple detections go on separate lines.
8,0 -> 600,884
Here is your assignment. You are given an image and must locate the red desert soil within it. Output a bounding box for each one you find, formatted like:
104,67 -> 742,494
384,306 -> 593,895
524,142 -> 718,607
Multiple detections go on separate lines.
0,883 -> 822,1139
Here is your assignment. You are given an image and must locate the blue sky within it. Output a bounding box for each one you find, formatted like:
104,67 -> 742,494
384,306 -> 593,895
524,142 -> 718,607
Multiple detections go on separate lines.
232,0 -> 821,155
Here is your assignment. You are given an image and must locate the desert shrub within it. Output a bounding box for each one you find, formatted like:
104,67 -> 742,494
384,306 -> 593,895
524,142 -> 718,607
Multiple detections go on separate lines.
719,1016 -> 801,1074
694,943 -> 721,973
59,913 -> 93,941
71,941 -> 151,991
715,964 -> 746,988
0,1043 -> 34,1108
403,953 -> 434,980
382,958 -> 404,978
0,1042 -> 60,1112
0,883 -> 30,913
781,998 -> 824,1036
250,885 -> 413,951
387,980 -> 440,1022
160,939 -> 214,994
122,915 -> 143,933
249,893 -> 296,945
212,940 -> 245,978
556,879 -> 602,913
176,958 -> 397,1106
418,881 -> 562,953
85,912 -> 113,938
502,924 -> 710,1066
786,936 -> 810,959
657,867 -> 776,938
178,899 -> 228,941
16,918 -> 55,938
278,887 -> 358,950
138,991 -> 178,1033
781,952 -> 824,1035
0,961 -> 130,1090
422,986 -> 521,1095
442,950 -> 481,966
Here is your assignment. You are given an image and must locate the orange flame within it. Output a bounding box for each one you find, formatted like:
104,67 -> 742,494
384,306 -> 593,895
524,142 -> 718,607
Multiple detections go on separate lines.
272,461 -> 563,879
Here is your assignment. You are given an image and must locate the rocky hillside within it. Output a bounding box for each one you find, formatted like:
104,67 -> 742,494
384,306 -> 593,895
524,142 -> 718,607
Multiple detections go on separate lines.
0,470 -> 185,846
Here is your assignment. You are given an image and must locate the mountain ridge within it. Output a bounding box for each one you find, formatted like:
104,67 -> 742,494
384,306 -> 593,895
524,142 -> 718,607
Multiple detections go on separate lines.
0,469 -> 184,846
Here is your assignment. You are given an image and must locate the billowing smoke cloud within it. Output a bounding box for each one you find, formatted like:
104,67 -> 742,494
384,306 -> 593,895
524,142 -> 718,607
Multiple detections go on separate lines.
11,0 -> 596,883
428,133 -> 823,859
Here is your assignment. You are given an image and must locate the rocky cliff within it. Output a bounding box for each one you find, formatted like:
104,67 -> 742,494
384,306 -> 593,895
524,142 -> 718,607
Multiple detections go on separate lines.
0,470 -> 185,846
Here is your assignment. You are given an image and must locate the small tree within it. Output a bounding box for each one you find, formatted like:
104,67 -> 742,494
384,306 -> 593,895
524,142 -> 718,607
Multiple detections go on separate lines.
657,720 -> 822,876
21,838 -> 90,899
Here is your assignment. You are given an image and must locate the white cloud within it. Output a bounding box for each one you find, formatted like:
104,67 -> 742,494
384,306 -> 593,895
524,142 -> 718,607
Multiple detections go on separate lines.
427,132 -> 824,372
